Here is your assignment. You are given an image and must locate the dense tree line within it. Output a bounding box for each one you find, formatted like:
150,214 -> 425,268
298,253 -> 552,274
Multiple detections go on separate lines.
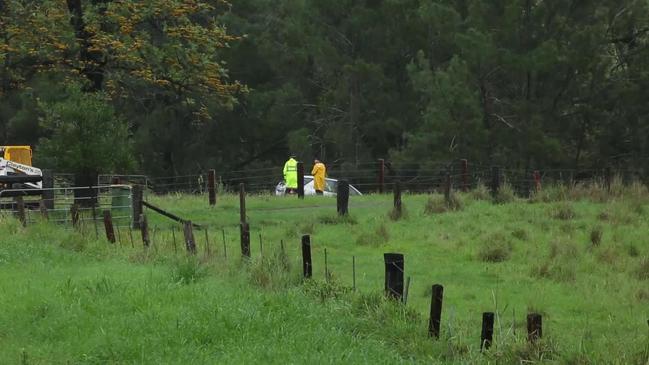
1,0 -> 648,179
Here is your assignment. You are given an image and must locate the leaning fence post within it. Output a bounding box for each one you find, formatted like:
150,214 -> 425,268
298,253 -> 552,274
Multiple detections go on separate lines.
490,166 -> 501,198
428,284 -> 444,338
301,234 -> 312,278
384,253 -> 404,301
378,158 -> 385,193
208,169 -> 217,206
132,184 -> 143,229
460,159 -> 469,192
527,313 -> 542,342
14,196 -> 26,226
337,180 -> 350,216
297,162 -> 305,199
481,312 -> 495,351
103,210 -> 116,243
183,221 -> 196,255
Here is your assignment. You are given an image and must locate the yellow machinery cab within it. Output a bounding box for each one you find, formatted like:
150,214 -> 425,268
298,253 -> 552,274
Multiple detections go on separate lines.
0,146 -> 33,166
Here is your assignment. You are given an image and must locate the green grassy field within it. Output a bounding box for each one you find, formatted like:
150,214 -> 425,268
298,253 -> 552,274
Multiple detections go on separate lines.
1,184 -> 648,364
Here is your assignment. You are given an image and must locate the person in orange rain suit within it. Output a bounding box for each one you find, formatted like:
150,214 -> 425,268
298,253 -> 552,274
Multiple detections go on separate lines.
311,158 -> 326,195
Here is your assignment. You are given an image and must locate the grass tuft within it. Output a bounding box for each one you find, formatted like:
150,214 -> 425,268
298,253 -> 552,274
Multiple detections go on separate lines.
470,182 -> 491,201
172,257 -> 208,284
493,182 -> 517,204
552,203 -> 577,220
424,193 -> 463,214
477,233 -> 512,262
318,214 -> 358,225
589,225 -> 603,247
356,221 -> 390,246
634,257 -> 649,281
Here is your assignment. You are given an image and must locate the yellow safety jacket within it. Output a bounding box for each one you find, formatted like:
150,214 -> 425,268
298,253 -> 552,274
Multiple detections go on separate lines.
283,158 -> 298,189
311,162 -> 326,192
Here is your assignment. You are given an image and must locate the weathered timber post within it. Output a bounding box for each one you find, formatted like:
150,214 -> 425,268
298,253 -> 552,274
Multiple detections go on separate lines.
297,162 -> 305,199
301,234 -> 312,278
605,166 -> 612,193
378,158 -> 385,193
14,196 -> 26,226
481,312 -> 495,351
527,313 -> 542,342
103,210 -> 116,243
240,222 -> 250,258
393,181 -> 402,217
132,184 -> 143,229
428,284 -> 444,338
42,169 -> 54,210
183,221 -> 196,255
490,166 -> 501,198
337,180 -> 350,216
460,159 -> 469,192
239,183 -> 246,223
39,200 -> 48,220
70,204 -> 80,228
444,172 -> 452,204
533,170 -> 542,192
208,169 -> 217,206
384,253 -> 404,301
139,214 -> 150,247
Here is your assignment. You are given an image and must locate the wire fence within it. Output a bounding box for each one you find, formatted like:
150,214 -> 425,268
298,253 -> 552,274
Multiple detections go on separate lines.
92,160 -> 648,197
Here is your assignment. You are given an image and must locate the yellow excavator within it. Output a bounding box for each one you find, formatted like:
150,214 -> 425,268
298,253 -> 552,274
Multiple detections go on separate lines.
0,146 -> 43,195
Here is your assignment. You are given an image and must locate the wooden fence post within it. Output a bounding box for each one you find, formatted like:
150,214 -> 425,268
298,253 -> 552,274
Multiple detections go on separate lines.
481,312 -> 495,351
70,204 -> 79,228
533,170 -> 542,192
103,210 -> 116,243
14,196 -> 26,226
42,169 -> 55,210
527,313 -> 542,342
460,159 -> 469,192
490,166 -> 501,198
239,183 -> 246,223
39,200 -> 48,220
139,214 -> 150,247
183,221 -> 196,254
378,158 -> 385,193
240,222 -> 250,258
384,253 -> 404,301
444,172 -> 452,204
132,184 -> 143,229
337,180 -> 350,216
297,162 -> 305,199
301,234 -> 312,278
208,169 -> 217,206
393,181 -> 402,216
605,166 -> 612,193
428,284 -> 444,338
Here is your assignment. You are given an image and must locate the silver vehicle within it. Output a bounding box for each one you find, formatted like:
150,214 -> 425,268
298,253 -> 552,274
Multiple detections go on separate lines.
275,176 -> 362,196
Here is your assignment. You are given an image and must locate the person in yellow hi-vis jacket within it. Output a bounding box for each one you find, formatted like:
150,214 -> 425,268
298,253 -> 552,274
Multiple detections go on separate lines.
311,158 -> 326,195
283,155 -> 298,194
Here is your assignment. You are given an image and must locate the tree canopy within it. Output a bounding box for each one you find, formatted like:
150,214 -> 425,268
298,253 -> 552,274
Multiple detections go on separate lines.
1,0 -> 648,176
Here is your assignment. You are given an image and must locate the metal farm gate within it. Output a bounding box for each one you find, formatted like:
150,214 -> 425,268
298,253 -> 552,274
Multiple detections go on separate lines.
0,185 -> 133,229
